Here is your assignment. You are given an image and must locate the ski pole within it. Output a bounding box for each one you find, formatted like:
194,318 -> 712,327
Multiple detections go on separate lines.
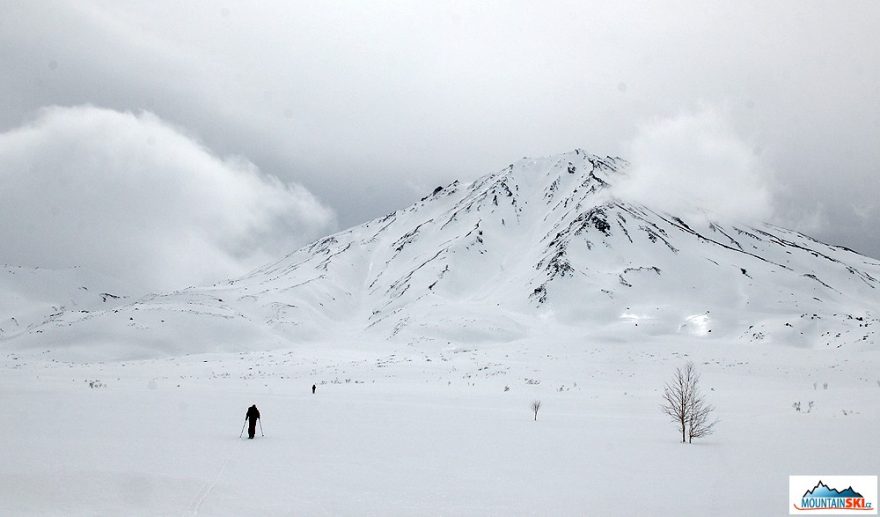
258,418 -> 264,437
239,418 -> 246,438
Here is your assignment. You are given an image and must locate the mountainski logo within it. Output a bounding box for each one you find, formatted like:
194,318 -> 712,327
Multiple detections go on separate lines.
790,476 -> 878,514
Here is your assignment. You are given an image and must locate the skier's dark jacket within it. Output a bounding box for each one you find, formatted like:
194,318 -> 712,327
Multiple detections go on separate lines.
246,405 -> 260,422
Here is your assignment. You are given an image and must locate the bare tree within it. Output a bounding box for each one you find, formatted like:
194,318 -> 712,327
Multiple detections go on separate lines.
661,362 -> 717,443
686,388 -> 717,443
531,400 -> 542,421
662,363 -> 692,443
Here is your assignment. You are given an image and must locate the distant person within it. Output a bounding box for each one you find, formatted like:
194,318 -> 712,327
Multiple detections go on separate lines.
312,384 -> 316,394
245,404 -> 260,439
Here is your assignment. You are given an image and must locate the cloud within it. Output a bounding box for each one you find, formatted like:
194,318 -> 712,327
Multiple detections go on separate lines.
0,106 -> 336,292
2,1 -> 879,258
612,105 -> 774,223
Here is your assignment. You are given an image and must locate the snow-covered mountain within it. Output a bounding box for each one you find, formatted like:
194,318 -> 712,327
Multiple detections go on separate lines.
4,150 -> 879,359
0,265 -> 131,341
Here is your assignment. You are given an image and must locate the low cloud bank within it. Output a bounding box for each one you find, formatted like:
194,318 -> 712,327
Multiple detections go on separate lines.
613,106 -> 774,224
0,106 -> 336,292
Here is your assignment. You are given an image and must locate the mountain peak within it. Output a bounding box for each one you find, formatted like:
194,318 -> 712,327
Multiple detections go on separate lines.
6,149 -> 878,359
803,481 -> 864,499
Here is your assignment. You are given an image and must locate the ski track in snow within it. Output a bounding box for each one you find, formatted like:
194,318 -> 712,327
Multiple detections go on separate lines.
188,440 -> 237,515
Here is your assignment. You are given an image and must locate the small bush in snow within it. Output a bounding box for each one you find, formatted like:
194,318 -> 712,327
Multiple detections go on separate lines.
531,400 -> 542,421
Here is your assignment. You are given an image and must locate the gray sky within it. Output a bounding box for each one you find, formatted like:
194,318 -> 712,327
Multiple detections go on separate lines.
2,0 -> 879,290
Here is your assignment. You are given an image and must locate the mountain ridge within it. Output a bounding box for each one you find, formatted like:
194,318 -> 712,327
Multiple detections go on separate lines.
3,149 -> 878,359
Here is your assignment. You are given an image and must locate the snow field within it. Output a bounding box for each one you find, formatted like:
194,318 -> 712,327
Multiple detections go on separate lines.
2,337 -> 877,516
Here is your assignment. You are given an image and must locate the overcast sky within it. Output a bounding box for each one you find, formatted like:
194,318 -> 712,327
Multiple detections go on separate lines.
2,1 -> 878,291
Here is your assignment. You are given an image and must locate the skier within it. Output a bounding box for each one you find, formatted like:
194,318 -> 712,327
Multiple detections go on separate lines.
245,404 -> 260,439
312,384 -> 316,394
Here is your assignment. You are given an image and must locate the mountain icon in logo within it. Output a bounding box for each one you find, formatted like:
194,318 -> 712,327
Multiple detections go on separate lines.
804,481 -> 864,499
792,476 -> 877,513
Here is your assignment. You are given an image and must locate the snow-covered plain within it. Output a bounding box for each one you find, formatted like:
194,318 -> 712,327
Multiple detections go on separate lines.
2,150 -> 878,515
2,336 -> 878,516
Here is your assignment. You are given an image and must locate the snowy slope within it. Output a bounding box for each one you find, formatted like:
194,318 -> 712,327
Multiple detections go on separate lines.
0,264 -> 132,343
5,150 -> 879,360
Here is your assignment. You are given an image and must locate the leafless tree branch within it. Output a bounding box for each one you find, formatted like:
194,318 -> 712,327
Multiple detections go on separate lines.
661,362 -> 717,443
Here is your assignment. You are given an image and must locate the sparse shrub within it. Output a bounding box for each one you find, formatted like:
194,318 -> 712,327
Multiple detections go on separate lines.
793,401 -> 815,413
531,400 -> 542,421
504,385 -> 510,392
